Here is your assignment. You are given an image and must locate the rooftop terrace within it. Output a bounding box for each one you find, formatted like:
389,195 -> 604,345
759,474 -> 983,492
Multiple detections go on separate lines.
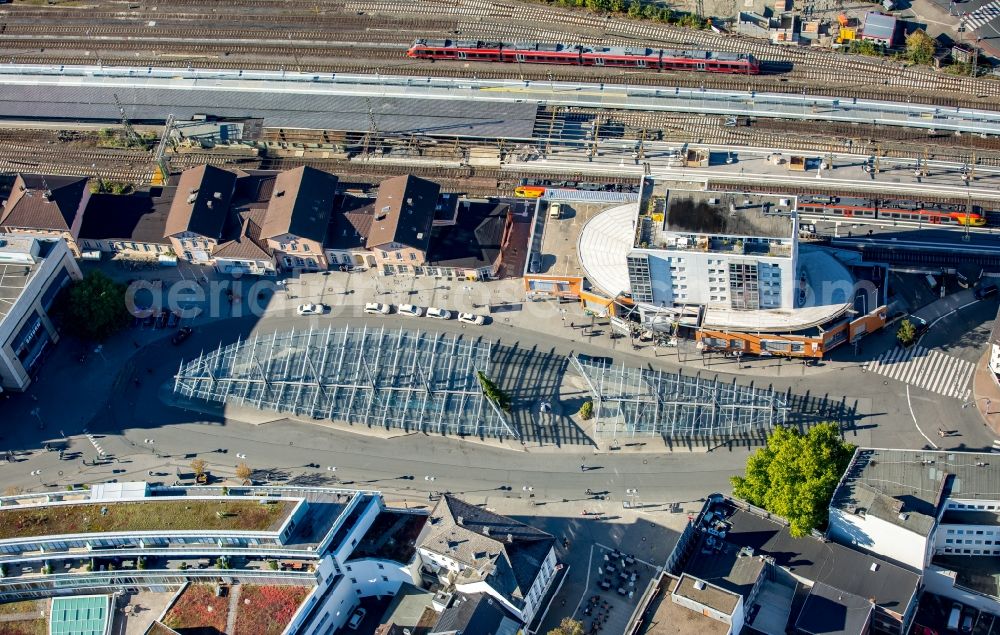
0,499 -> 295,540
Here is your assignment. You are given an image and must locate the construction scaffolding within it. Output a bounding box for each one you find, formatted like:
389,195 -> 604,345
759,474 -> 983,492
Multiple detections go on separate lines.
570,355 -> 787,440
173,326 -> 516,439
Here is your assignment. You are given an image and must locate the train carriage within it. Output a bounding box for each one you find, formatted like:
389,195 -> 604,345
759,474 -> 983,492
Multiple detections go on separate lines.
407,39 -> 760,75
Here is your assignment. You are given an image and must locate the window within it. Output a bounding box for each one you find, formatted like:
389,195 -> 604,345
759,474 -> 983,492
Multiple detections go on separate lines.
381,576 -> 389,582
377,563 -> 384,570
350,578 -> 357,583
381,251 -> 388,258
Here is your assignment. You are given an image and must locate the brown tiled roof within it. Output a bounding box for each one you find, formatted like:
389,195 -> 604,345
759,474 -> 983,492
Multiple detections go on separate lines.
0,173 -> 88,231
260,166 -> 338,243
164,165 -> 236,238
326,203 -> 374,250
366,175 -> 439,252
213,208 -> 272,260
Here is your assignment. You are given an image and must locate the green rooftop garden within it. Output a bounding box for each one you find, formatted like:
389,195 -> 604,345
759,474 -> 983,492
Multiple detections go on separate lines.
0,499 -> 294,540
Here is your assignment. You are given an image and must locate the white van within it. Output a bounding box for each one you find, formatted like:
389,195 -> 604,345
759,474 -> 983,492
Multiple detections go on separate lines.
549,202 -> 562,219
948,603 -> 962,631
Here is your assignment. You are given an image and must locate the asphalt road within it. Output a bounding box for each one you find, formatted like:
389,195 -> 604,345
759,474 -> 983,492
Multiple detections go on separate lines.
0,296 -> 995,503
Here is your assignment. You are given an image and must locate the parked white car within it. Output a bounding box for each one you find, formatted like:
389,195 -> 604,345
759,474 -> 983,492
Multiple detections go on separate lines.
426,307 -> 452,320
347,607 -> 367,630
364,302 -> 391,315
296,303 -> 327,316
457,312 -> 485,325
397,304 -> 423,317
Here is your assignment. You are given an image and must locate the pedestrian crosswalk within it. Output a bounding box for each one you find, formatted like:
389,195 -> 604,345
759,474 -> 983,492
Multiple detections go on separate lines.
963,0 -> 1000,31
863,346 -> 974,400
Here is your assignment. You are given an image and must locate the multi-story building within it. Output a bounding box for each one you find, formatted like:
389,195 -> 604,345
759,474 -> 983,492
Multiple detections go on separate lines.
0,482 -> 426,634
828,447 -> 1000,614
0,174 -> 90,257
659,494 -> 921,635
260,166 -> 338,272
416,495 -> 558,625
77,187 -> 174,260
366,175 -> 440,273
163,164 -> 236,264
626,190 -> 798,312
0,235 -> 81,392
0,484 -> 557,634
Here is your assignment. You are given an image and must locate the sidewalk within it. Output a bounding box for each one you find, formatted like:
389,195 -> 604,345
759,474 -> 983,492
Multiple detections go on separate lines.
971,350 -> 1000,438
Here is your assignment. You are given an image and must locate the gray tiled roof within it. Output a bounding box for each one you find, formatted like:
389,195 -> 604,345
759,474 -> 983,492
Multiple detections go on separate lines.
419,496 -> 554,609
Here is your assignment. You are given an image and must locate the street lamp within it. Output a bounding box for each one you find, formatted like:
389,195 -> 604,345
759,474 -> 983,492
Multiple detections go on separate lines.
30,470 -> 43,486
143,439 -> 155,456
235,453 -> 247,459
424,475 -> 436,481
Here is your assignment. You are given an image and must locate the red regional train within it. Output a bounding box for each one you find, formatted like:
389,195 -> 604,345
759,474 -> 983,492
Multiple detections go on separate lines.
407,39 -> 761,74
797,197 -> 986,226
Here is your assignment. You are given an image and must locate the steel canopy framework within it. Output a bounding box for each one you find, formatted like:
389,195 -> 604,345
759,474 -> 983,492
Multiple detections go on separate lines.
173,326 -> 516,438
570,356 -> 787,439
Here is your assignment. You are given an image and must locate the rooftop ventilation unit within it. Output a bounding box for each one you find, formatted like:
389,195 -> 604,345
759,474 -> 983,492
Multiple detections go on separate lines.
693,580 -> 706,590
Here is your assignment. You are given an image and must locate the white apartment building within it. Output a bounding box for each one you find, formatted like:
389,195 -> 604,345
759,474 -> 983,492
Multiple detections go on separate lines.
828,448 -> 1000,614
626,190 -> 798,318
0,235 -> 81,392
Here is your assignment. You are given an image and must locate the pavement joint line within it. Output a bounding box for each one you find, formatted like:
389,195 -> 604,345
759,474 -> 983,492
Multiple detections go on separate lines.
907,384 -> 939,450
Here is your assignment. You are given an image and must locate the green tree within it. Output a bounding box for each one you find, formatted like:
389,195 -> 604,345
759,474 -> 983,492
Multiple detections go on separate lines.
627,0 -> 642,17
731,424 -> 855,537
548,618 -> 585,635
56,270 -> 130,342
476,371 -> 511,412
905,29 -> 936,65
578,400 -> 594,420
897,319 -> 917,346
610,0 -> 626,12
642,4 -> 658,18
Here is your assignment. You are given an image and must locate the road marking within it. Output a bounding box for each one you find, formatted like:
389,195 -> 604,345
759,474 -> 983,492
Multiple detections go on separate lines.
964,0 -> 1000,30
864,347 -> 974,399
907,385 -> 939,449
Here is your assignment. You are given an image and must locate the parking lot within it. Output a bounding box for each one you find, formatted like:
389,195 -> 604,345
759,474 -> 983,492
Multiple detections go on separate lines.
912,591 -> 1000,635
538,201 -> 623,278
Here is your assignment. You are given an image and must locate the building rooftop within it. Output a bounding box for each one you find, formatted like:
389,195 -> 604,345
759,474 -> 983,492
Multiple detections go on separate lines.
427,201 -> 510,270
682,498 -> 920,616
79,188 -> 172,245
164,165 -> 236,239
260,165 -> 338,243
431,592 -> 521,635
213,207 -> 272,261
419,495 -> 555,609
375,583 -> 437,635
932,554 -> 1000,599
831,448 -> 1000,535
367,175 -> 440,252
348,509 -> 428,564
50,595 -> 110,635
656,190 -> 795,244
940,509 -> 1000,525
326,202 -> 374,251
673,573 -> 740,614
794,582 -> 873,635
635,574 -> 730,635
0,174 -> 88,232
0,257 -> 37,322
862,12 -> 897,40
0,497 -> 296,540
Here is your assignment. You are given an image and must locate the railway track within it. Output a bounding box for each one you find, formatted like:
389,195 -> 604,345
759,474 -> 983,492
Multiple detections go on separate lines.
3,0 -> 998,105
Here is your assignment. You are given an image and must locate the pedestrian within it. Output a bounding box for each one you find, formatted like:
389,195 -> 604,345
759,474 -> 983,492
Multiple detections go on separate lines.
580,464 -> 585,472
938,427 -> 946,438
